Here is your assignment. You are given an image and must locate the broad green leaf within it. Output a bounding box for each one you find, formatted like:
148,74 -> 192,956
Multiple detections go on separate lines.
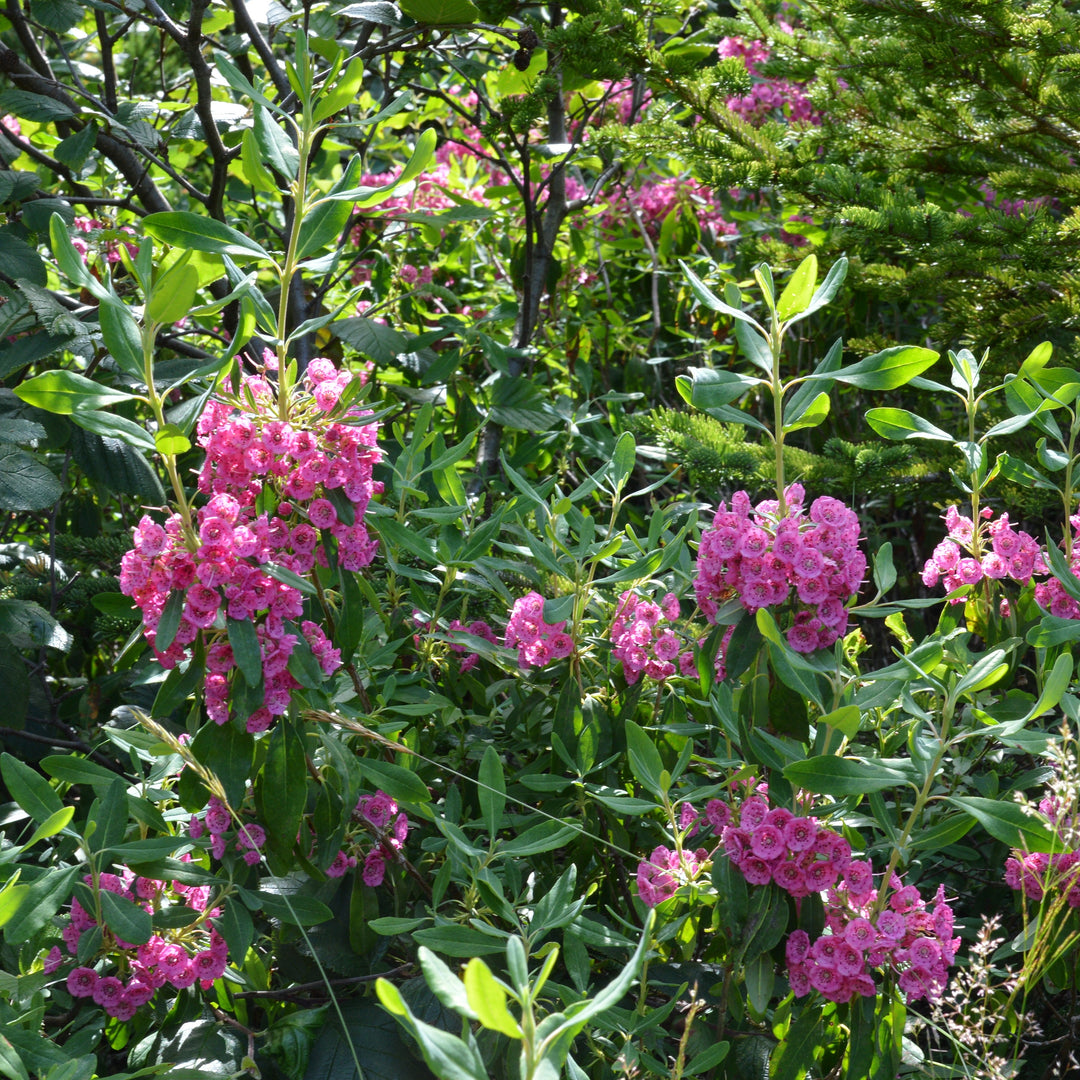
952,647 -> 1010,698
909,813 -> 975,853
330,129 -> 438,209
687,367 -> 767,410
624,720 -> 665,797
228,617 -> 263,688
463,959 -> 521,1038
818,705 -> 860,738
499,821 -> 578,857
99,300 -> 144,379
812,345 -> 938,390
355,757 -> 430,804
783,390 -> 829,433
1019,340 -> 1053,376
100,887 -> 153,945
19,806 -> 74,850
0,448 -> 61,511
770,1006 -> 824,1080
256,891 -> 334,925
69,409 -> 154,453
873,542 -> 896,595
785,337 -> 842,418
1043,530 -> 1080,604
297,155 -> 363,258
999,452 -> 1057,491
0,885 -> 27,930
155,589 -> 184,653
945,796 -> 1058,853
376,978 -> 489,1080
734,319 -> 773,375
1027,616 -> 1080,648
154,423 -> 191,455
789,256 -> 847,324
3,864 -> 78,943
1,754 -> 62,823
397,0 -> 479,24
865,407 -> 952,441
263,561 -> 319,596
783,755 -> 909,796
413,925 -> 506,957
146,260 -> 200,325
14,371 -> 136,414
260,719 -> 307,856
189,720 -> 254,808
611,431 -> 636,489
143,211 -> 272,261
776,253 -> 817,321
419,946 -> 477,1018
314,55 -> 367,122
254,104 -> 299,179
478,745 -> 505,837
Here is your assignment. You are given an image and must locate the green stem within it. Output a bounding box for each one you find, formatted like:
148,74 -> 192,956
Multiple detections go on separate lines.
771,313 -> 786,515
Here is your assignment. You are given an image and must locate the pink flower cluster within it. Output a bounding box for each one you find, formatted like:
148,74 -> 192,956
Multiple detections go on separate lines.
72,216 -> 136,266
505,592 -> 576,668
695,484 -> 866,653
1005,795 -> 1080,907
119,358 -> 381,731
921,505 -> 1044,603
1034,514 -> 1080,618
60,871 -> 227,1020
611,590 -> 731,684
188,797 -> 266,865
350,790 -> 410,887
714,794 -> 958,1004
636,843 -> 709,907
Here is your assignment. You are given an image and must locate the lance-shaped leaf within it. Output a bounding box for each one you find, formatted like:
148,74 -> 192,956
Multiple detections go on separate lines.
319,128 -> 437,208
685,367 -> 768,409
945,796 -> 1059,853
785,256 -> 848,325
143,212 -> 272,261
14,371 -> 137,414
865,407 -> 951,441
679,261 -> 766,331
807,345 -> 939,390
776,253 -> 818,321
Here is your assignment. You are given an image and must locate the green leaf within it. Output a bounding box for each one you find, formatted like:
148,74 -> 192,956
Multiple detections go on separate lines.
686,367 -> 767,409
783,756 -> 909,796
1043,530 -> 1080,604
376,978 -> 489,1080
0,1034 -> 30,1080
155,588 -> 184,653
0,754 -> 62,823
812,345 -> 939,390
909,813 -> 975,854
790,256 -> 847,324
873,542 -> 897,595
776,253 -> 818,321
68,426 -> 164,502
69,409 -> 154,453
499,821 -> 579,857
254,104 -> 299,179
945,796 -> 1059,853
263,561 -> 319,595
1027,616 -> 1080,648
154,423 -> 192,455
783,390 -> 829,434
0,599 -> 71,651
0,89 -> 75,123
259,719 -> 308,856
354,757 -> 430,805
818,705 -> 861,738
297,155 -> 363,258
0,231 -> 45,286
412,925 -> 506,957
865,407 -> 952,441
143,211 -> 272,261
624,720 -> 665,798
3,864 -> 77,944
99,299 -> 144,378
770,1005 -> 823,1080
0,447 -> 60,511
463,959 -> 521,1038
212,898 -> 255,962
147,260 -> 201,326
228,617 -> 263,688
397,0 -> 479,24
734,319 -> 773,375
256,891 -> 334,925
611,431 -> 636,489
478,745 -> 505,837
40,754 -> 120,789
189,720 -> 255,807
19,805 -> 74,850
338,129 -> 438,209
99,887 -> 153,945
14,370 -> 136,414
679,261 -> 765,331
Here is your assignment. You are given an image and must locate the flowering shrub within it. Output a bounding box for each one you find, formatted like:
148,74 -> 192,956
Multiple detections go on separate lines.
119,357 -> 380,730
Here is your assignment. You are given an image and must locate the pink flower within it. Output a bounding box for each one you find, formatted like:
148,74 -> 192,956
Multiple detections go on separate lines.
67,967 -> 98,997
